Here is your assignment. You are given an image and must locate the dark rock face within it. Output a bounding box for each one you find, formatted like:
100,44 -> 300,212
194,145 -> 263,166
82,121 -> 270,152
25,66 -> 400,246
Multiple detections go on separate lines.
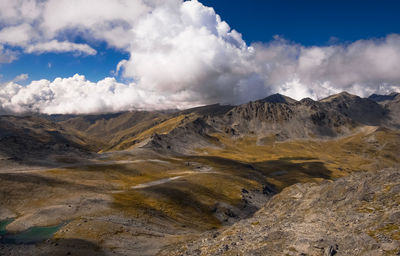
143,118 -> 216,154
196,92 -> 400,144
208,96 -> 355,140
320,92 -> 388,126
325,244 -> 338,256
384,94 -> 400,129
164,168 -> 400,256
369,92 -> 399,103
260,93 -> 298,104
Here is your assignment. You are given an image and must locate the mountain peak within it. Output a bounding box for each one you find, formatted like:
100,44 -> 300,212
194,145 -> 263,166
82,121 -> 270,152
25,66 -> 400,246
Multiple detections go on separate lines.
319,91 -> 357,102
368,92 -> 400,102
260,93 -> 297,104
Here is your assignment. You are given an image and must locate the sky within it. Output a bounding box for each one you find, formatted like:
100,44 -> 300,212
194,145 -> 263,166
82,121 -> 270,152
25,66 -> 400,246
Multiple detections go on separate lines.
0,0 -> 399,114
201,0 -> 400,45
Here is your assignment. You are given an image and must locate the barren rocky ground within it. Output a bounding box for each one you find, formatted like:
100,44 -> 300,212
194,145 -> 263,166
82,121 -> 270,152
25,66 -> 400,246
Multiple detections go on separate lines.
164,168 -> 400,255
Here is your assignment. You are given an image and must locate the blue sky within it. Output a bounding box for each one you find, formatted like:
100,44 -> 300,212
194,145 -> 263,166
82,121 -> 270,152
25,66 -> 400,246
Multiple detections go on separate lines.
201,0 -> 400,45
0,44 -> 129,84
1,0 -> 399,84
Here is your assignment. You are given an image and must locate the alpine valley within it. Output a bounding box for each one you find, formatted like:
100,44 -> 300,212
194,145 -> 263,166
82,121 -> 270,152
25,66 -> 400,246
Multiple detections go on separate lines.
0,92 -> 399,256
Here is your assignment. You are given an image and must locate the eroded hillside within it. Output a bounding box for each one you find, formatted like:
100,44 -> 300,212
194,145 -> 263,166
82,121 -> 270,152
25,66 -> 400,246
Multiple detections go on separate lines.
164,168 -> 400,255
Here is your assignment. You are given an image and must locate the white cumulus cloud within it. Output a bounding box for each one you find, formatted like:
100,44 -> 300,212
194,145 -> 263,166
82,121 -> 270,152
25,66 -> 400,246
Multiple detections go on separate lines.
13,73 -> 29,82
0,74 -> 197,114
0,0 -> 399,114
0,44 -> 18,63
252,34 -> 400,99
25,40 -> 96,55
118,0 -> 263,105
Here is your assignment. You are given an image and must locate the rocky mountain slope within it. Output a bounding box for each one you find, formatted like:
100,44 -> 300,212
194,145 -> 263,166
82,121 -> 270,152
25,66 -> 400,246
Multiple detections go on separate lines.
369,92 -> 400,128
320,92 -> 388,126
208,95 -> 354,140
126,92 -> 398,153
56,111 -> 169,148
2,91 -> 398,163
0,115 -> 99,163
24,91 -> 398,155
164,168 -> 400,256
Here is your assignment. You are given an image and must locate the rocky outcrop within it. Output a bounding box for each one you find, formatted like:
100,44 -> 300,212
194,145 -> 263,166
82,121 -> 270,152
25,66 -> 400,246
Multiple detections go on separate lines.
320,92 -> 388,126
207,96 -> 355,140
368,92 -> 400,128
142,118 -> 217,154
164,168 -> 400,256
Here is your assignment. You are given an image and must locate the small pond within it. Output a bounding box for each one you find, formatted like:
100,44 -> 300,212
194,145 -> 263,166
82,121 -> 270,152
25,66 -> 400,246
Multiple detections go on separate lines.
0,218 -> 65,244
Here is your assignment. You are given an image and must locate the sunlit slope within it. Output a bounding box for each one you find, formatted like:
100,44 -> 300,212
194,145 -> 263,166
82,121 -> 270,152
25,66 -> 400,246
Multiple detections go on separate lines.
58,111 -> 170,148
110,115 -> 189,150
197,126 -> 400,190
56,111 -> 213,152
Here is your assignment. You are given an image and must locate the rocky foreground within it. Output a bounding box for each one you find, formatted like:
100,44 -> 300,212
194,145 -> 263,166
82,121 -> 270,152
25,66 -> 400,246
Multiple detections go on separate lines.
163,168 -> 400,256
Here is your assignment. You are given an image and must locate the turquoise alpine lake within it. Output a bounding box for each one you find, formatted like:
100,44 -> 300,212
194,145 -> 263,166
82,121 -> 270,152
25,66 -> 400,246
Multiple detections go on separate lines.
0,219 -> 65,244
0,218 -> 14,236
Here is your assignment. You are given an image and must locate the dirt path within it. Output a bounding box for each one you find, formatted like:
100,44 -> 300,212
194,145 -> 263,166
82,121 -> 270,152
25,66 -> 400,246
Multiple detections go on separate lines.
131,164 -> 216,189
131,176 -> 183,189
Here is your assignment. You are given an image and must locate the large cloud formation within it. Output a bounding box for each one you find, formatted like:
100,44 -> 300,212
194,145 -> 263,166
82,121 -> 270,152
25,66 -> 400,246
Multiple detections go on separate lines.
0,0 -> 399,114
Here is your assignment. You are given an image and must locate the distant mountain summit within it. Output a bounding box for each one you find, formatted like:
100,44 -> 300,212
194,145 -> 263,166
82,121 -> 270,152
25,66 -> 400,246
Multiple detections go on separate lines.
368,92 -> 400,128
319,91 -> 387,126
319,91 -> 355,102
368,92 -> 399,102
260,93 -> 298,104
211,92 -> 354,141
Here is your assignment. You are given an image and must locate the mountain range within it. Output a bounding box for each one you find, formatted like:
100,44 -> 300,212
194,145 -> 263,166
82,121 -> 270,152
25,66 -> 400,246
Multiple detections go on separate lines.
1,91 -> 399,159
0,91 -> 399,256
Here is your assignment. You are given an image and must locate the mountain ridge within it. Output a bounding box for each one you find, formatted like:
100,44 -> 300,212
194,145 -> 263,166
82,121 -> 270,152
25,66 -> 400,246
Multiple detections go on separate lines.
2,91 -> 400,158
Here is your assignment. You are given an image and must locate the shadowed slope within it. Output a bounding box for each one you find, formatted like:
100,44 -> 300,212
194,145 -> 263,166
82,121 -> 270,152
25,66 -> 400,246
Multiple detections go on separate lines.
0,116 -> 99,162
320,91 -> 387,126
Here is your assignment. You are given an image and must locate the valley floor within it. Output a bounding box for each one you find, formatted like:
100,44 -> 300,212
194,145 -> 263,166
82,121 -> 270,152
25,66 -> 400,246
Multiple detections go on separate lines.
0,128 -> 400,255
